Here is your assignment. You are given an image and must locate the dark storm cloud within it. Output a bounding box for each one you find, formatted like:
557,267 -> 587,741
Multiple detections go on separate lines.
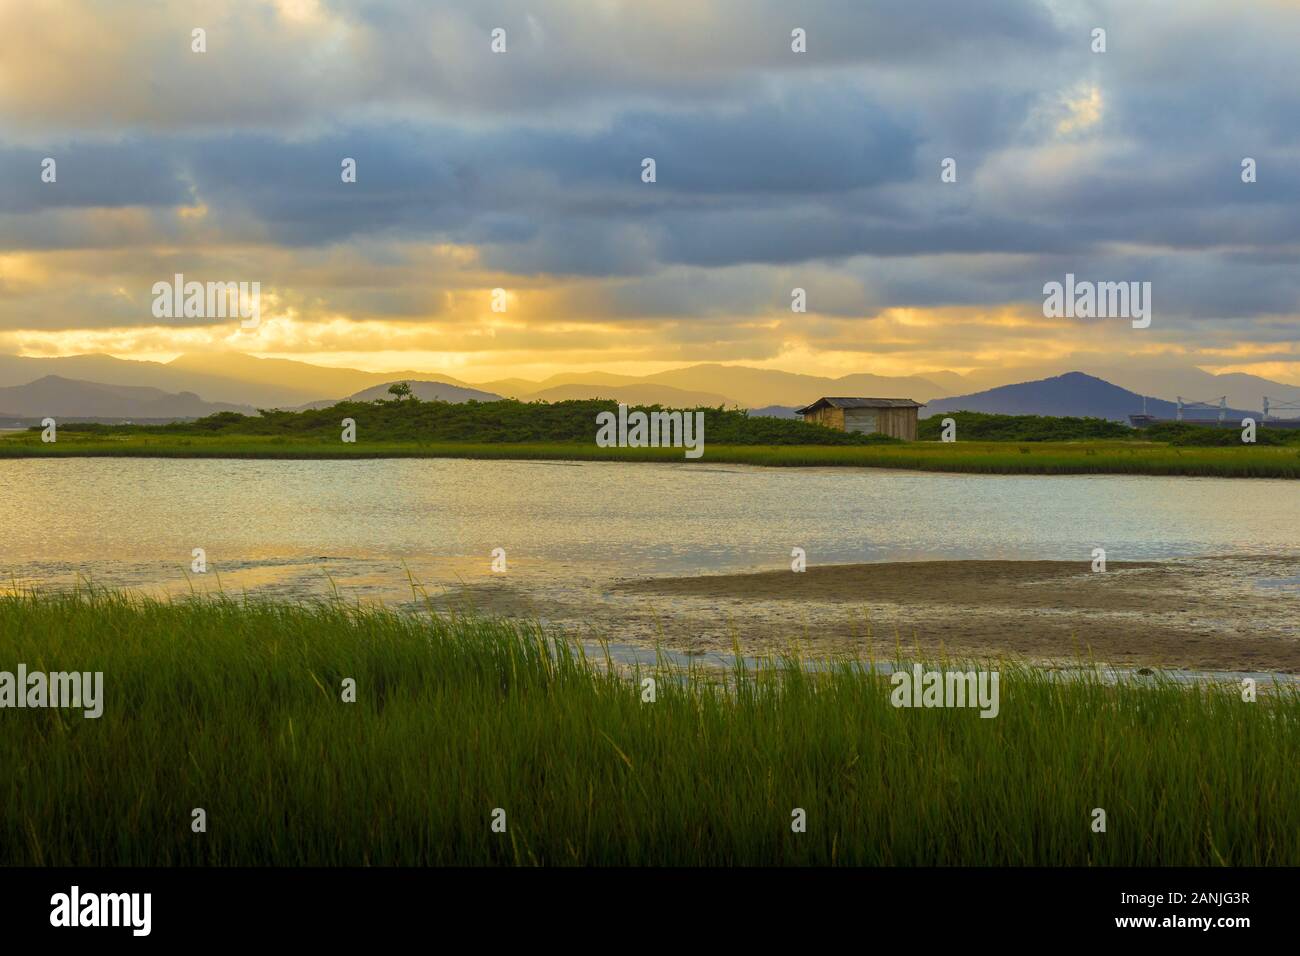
0,0 -> 1298,335
0,143 -> 190,214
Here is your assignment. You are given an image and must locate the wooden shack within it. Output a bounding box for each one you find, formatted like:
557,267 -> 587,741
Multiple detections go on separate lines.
794,397 -> 923,440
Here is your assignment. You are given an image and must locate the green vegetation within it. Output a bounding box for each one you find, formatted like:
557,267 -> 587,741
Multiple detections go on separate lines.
3,400 -> 1297,476
918,409 -> 1300,445
41,397 -> 899,446
3,432 -> 1298,477
917,410 -> 1134,441
1143,421 -> 1294,446
2,588 -> 1295,866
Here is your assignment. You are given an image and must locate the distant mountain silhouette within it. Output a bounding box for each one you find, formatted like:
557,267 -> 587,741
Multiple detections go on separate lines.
519,382 -> 731,406
1073,366 -> 1300,414
167,352 -> 480,405
748,405 -> 800,418
930,362 -> 1300,410
922,372 -> 1259,421
0,353 -> 315,408
479,371 -> 643,397
285,380 -> 502,410
634,363 -> 949,407
3,351 -> 1296,418
347,380 -> 503,403
0,375 -> 255,419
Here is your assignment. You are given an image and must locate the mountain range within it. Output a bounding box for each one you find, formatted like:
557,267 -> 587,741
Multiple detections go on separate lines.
0,375 -> 254,420
294,380 -> 504,409
921,372 -> 1259,421
0,351 -> 1297,423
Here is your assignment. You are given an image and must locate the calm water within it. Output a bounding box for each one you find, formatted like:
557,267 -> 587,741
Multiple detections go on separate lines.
1,457 -> 1296,602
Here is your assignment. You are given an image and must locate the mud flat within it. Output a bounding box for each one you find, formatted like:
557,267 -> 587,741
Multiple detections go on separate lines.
448,557 -> 1300,674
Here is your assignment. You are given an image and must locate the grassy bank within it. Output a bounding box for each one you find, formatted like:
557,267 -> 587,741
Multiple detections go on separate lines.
4,430 -> 1299,477
6,399 -> 1297,476
35,397 -> 895,446
1,589 -> 1296,866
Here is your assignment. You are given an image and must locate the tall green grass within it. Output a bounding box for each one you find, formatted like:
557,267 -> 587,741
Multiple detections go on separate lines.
1,589 -> 1295,865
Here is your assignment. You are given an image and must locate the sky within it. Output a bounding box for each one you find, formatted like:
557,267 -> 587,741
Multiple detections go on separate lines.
0,0 -> 1297,385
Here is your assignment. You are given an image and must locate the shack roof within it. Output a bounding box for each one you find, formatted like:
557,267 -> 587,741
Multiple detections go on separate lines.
794,396 -> 925,415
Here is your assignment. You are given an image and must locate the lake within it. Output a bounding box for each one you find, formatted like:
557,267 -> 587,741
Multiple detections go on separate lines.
1,457 -> 1296,605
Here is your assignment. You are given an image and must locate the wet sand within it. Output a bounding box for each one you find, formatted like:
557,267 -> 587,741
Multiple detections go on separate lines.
441,557 -> 1300,674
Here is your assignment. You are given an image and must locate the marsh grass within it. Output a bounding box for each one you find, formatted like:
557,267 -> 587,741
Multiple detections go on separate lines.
1,587 -> 1296,865
2,433 -> 1298,478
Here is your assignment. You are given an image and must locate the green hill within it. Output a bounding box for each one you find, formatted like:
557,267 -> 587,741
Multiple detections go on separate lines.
53,397 -> 902,446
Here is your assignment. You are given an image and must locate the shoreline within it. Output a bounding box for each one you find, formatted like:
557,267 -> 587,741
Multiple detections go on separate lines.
441,557 -> 1300,674
2,436 -> 1299,478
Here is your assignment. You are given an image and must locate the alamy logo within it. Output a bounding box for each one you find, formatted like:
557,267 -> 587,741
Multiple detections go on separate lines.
890,665 -> 1000,718
0,665 -> 103,718
152,273 -> 261,328
596,403 -> 704,459
50,886 -> 151,936
1043,273 -> 1151,328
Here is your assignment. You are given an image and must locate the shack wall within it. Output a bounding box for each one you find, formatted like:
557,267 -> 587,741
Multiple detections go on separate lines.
844,406 -> 917,440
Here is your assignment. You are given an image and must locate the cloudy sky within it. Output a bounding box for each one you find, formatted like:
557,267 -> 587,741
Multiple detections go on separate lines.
0,0 -> 1297,383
